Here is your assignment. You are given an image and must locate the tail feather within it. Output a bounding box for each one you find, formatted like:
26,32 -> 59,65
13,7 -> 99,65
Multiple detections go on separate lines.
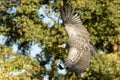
90,42 -> 97,57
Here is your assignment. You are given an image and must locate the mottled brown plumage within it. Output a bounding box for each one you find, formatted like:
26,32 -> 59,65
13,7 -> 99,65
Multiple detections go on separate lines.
59,5 -> 97,76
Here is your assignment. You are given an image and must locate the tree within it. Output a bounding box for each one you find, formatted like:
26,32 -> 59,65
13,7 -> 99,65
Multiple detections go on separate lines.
0,0 -> 120,80
0,45 -> 41,80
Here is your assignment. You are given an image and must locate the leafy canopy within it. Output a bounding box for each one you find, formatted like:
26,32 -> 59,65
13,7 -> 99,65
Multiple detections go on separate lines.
0,0 -> 120,79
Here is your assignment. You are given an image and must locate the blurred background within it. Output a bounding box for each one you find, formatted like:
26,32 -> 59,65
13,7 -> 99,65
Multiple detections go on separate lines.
0,0 -> 120,80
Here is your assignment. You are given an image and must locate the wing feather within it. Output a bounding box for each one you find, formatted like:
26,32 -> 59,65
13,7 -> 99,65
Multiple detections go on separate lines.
60,5 -> 81,24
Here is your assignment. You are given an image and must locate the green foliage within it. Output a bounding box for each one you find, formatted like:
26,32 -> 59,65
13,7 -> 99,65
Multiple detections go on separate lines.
0,0 -> 52,54
83,53 -> 120,80
0,45 -> 41,80
0,0 -> 120,80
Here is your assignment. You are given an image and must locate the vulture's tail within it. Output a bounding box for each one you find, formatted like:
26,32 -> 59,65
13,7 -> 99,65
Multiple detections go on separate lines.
60,5 -> 82,24
90,42 -> 98,57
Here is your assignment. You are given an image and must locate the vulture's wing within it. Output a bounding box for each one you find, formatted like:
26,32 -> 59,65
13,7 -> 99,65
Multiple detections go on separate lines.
60,5 -> 97,76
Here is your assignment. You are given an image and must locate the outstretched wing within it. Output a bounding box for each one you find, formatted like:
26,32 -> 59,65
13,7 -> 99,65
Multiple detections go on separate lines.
60,5 -> 90,40
60,5 -> 97,75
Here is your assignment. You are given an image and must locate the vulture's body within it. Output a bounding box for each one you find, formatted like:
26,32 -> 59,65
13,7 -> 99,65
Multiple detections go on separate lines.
60,5 -> 97,76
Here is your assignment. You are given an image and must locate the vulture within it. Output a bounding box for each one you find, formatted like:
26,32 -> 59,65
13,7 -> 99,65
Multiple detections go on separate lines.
58,5 -> 97,76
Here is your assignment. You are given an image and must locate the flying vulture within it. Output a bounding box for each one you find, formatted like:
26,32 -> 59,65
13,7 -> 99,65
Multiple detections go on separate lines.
58,5 -> 97,76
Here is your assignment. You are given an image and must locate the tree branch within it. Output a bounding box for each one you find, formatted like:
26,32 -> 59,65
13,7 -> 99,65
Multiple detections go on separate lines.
41,6 -> 56,23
